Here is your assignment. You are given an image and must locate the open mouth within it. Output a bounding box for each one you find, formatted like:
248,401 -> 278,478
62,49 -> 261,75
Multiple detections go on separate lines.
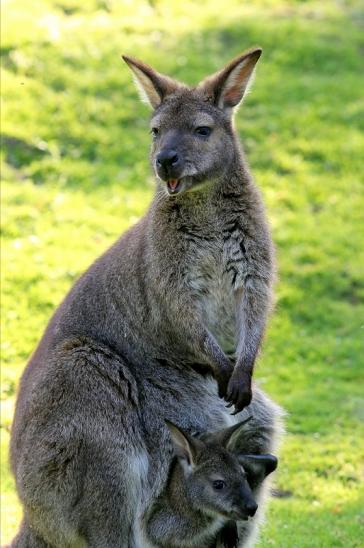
223,510 -> 251,521
166,178 -> 183,195
164,175 -> 202,196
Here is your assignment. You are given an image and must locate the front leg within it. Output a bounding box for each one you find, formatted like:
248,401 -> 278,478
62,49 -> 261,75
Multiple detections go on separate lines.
190,321 -> 234,399
227,279 -> 271,412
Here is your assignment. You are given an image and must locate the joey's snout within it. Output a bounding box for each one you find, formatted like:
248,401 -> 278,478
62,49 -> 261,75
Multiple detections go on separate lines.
232,487 -> 258,520
232,498 -> 258,520
243,498 -> 258,517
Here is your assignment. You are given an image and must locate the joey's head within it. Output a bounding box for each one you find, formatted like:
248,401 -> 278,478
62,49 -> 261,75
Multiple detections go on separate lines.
165,419 -> 277,522
122,48 -> 262,196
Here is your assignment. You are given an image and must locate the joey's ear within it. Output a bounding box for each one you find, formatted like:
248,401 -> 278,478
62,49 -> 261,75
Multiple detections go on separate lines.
122,56 -> 183,109
165,420 -> 199,468
197,48 -> 262,112
204,416 -> 252,450
238,454 -> 278,487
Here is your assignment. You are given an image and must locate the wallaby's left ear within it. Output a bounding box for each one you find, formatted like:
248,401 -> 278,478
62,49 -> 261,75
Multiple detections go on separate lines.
165,420 -> 200,469
122,55 -> 183,109
238,454 -> 278,487
197,48 -> 262,112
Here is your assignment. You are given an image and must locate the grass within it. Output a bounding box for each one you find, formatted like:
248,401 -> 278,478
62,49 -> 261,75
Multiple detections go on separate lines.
1,0 -> 364,545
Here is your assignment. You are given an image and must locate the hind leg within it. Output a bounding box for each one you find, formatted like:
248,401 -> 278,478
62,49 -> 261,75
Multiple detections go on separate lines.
10,337 -> 147,548
11,520 -> 50,548
11,519 -> 87,548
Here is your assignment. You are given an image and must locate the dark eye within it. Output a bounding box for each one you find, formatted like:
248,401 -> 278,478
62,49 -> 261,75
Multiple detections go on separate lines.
195,126 -> 212,137
151,127 -> 159,137
212,480 -> 226,490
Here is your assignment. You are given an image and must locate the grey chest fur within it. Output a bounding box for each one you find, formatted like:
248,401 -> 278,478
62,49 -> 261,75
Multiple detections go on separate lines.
184,226 -> 247,355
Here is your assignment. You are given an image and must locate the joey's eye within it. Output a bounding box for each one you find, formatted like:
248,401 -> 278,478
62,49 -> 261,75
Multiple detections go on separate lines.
195,126 -> 212,137
151,128 -> 159,137
212,480 -> 226,490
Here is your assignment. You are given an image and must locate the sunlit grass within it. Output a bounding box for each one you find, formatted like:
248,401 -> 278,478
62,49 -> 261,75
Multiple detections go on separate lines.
1,0 -> 364,545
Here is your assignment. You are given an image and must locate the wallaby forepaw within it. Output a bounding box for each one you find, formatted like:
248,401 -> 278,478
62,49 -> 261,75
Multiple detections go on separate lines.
216,366 -> 233,399
226,372 -> 252,413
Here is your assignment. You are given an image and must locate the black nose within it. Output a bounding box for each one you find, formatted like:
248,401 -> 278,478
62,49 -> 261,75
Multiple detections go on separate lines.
156,149 -> 180,170
246,500 -> 258,517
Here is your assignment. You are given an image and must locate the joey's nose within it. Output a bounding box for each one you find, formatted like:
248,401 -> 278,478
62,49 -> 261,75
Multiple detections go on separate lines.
156,150 -> 180,170
245,500 -> 258,517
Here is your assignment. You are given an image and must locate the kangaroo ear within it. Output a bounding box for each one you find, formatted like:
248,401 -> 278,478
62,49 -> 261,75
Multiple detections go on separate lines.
203,416 -> 252,450
197,48 -> 262,112
238,454 -> 278,487
165,420 -> 199,468
122,56 -> 183,109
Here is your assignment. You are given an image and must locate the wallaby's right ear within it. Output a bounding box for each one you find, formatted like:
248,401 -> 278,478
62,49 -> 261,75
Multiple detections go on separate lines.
165,420 -> 198,469
203,416 -> 253,450
197,48 -> 262,113
122,56 -> 183,109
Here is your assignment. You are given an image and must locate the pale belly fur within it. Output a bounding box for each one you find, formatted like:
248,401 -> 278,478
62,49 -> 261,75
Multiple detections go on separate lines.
188,250 -> 237,357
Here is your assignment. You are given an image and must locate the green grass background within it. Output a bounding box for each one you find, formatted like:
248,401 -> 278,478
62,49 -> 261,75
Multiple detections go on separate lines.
1,0 -> 364,545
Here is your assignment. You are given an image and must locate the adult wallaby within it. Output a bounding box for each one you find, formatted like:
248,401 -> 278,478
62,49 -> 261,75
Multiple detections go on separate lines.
122,48 -> 275,411
146,419 -> 278,548
10,48 -> 284,547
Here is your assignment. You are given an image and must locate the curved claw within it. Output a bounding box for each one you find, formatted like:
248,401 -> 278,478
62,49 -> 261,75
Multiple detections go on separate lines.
231,407 -> 242,416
